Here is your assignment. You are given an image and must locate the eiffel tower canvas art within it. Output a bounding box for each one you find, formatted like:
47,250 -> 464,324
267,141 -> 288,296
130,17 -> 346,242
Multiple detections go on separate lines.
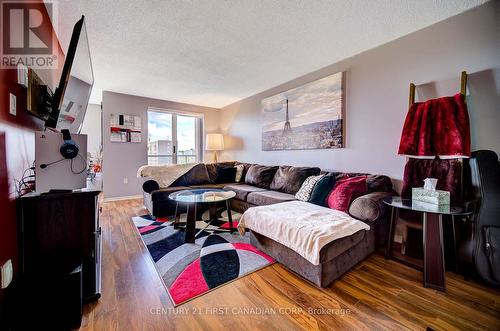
282,99 -> 291,133
261,72 -> 344,151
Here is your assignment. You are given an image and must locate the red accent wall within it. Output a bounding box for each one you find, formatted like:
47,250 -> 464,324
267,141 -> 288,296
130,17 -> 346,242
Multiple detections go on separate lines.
0,0 -> 64,313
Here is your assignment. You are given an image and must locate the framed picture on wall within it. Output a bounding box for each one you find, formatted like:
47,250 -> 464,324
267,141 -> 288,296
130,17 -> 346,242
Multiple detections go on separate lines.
110,114 -> 142,143
261,71 -> 345,150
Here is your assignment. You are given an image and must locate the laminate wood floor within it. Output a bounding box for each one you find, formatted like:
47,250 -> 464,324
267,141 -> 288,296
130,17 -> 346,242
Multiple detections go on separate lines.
79,199 -> 500,331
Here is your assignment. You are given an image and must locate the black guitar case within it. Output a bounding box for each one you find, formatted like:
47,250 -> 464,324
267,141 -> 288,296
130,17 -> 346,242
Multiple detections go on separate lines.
463,150 -> 500,287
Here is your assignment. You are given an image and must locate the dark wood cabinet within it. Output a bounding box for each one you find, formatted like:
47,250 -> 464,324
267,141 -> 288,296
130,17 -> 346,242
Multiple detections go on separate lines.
17,188 -> 102,301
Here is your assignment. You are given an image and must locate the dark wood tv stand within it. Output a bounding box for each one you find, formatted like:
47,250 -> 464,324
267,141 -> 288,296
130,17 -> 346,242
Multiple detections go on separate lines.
17,185 -> 102,302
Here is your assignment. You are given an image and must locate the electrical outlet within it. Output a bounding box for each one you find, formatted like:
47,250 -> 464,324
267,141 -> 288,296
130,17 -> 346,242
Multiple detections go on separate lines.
9,93 -> 16,115
1,259 -> 13,289
123,177 -> 128,184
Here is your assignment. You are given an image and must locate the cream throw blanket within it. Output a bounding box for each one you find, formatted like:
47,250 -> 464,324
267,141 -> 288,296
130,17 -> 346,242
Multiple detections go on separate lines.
238,201 -> 370,265
137,163 -> 196,188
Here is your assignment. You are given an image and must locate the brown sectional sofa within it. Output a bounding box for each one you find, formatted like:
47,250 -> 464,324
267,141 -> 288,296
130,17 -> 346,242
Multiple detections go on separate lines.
142,161 -> 394,287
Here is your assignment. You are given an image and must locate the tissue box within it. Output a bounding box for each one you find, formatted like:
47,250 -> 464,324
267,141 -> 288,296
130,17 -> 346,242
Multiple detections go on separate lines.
411,200 -> 451,213
412,187 -> 450,205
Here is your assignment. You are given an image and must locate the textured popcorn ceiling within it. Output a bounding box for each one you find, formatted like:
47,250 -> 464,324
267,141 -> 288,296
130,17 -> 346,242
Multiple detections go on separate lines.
50,0 -> 488,108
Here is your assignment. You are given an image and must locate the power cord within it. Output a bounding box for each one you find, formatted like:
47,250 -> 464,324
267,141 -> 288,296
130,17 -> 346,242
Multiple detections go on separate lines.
15,154 -> 88,197
70,154 -> 88,174
15,162 -> 36,197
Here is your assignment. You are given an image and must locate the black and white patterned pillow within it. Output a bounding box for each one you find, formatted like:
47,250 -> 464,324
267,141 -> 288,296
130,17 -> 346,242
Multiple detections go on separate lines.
295,174 -> 325,201
234,164 -> 245,182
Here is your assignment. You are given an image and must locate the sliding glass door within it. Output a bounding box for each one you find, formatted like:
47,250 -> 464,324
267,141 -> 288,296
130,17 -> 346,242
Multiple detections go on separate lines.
147,109 -> 203,165
176,114 -> 200,164
147,111 -> 174,165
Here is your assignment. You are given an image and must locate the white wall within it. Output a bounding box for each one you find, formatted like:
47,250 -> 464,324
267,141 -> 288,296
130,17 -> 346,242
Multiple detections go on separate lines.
218,2 -> 500,191
80,103 -> 102,157
102,91 -> 220,199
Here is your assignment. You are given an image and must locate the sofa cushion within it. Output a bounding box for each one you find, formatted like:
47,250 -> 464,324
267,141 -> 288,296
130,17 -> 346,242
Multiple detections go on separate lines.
171,164 -> 211,186
295,174 -> 324,201
151,186 -> 191,202
327,176 -> 368,212
270,166 -> 321,194
223,184 -> 267,201
215,165 -> 237,183
247,190 -> 296,206
309,174 -> 336,207
366,175 -> 393,193
206,161 -> 236,183
322,173 -> 392,193
245,165 -> 279,189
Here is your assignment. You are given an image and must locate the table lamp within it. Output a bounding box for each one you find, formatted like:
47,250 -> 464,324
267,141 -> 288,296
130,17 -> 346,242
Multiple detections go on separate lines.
206,133 -> 224,163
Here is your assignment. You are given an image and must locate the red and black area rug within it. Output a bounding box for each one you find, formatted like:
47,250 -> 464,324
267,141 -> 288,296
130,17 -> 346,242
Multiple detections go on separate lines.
132,209 -> 274,305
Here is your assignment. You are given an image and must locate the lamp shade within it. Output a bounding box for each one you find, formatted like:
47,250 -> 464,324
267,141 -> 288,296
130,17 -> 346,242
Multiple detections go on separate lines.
205,133 -> 224,151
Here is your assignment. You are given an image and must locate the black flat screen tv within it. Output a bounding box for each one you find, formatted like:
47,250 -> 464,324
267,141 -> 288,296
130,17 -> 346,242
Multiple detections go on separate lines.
45,15 -> 93,133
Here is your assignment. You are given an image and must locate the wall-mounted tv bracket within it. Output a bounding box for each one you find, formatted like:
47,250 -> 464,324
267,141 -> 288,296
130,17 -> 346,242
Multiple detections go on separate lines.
26,68 -> 54,121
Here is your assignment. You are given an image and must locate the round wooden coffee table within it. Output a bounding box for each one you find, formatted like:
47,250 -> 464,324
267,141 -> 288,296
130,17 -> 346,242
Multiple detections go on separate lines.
169,189 -> 236,243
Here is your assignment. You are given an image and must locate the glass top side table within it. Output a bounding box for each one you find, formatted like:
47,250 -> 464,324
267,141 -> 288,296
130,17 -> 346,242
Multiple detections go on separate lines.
169,189 -> 236,243
383,197 -> 472,292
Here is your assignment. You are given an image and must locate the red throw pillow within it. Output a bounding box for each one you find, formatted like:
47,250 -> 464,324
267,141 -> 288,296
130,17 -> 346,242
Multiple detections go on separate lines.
327,176 -> 368,212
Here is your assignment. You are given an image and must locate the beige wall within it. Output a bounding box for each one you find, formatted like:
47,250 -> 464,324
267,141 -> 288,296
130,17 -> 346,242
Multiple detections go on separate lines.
218,2 -> 500,191
102,91 -> 219,198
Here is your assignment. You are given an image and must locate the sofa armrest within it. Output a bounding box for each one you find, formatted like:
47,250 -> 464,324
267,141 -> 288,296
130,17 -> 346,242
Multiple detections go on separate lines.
349,191 -> 394,223
142,179 -> 160,193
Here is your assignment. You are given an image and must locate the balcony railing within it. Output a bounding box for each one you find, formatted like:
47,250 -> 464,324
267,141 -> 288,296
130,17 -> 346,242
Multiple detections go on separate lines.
147,154 -> 197,165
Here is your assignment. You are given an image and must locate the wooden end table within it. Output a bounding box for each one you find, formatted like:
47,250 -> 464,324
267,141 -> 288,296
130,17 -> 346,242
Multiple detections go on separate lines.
383,197 -> 471,292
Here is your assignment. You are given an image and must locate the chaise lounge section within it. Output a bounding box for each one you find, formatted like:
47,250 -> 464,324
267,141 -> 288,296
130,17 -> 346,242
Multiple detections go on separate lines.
248,191 -> 393,287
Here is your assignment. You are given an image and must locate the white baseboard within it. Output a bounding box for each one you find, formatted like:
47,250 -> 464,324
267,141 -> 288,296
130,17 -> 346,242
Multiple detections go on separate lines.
104,194 -> 142,202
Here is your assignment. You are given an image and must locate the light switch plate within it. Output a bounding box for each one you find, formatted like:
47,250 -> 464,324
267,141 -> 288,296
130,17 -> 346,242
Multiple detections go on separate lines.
9,93 -> 16,116
1,259 -> 13,289
17,63 -> 28,87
